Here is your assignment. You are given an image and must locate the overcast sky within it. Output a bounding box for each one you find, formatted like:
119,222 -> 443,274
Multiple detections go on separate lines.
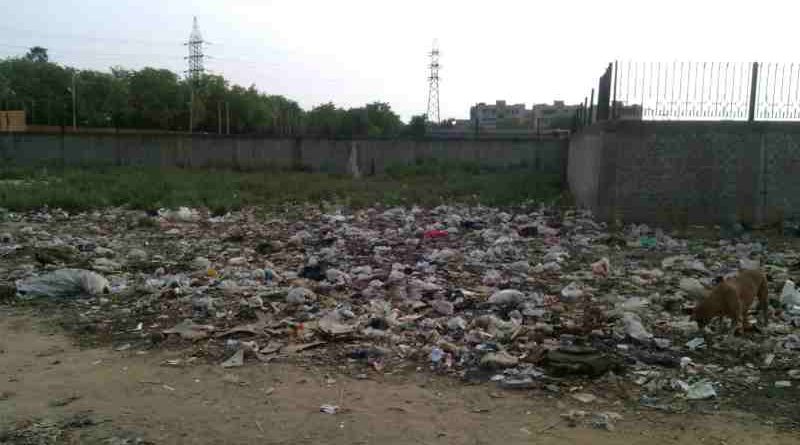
1,0 -> 798,121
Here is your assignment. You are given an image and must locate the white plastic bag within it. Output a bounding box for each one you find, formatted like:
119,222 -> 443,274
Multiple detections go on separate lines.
16,269 -> 110,299
622,312 -> 653,342
781,280 -> 800,308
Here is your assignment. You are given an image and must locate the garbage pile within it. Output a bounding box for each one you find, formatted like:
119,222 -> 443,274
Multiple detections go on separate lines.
2,204 -> 800,408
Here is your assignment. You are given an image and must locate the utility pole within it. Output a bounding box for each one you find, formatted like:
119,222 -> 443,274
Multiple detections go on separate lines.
189,90 -> 194,132
71,71 -> 77,130
217,101 -> 222,134
425,40 -> 441,124
748,62 -> 759,122
225,101 -> 230,135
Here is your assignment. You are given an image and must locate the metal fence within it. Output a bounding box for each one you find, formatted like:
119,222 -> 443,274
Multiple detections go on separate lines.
576,60 -> 800,127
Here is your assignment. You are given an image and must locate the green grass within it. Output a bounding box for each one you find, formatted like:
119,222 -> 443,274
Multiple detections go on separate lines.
0,163 -> 563,212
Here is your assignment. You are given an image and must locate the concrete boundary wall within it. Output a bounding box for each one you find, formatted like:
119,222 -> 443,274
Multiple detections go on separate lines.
568,121 -> 800,226
0,132 -> 567,178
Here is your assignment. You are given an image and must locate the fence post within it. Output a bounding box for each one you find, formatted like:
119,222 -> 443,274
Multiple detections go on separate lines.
612,61 -> 618,119
748,62 -> 759,122
583,97 -> 588,125
597,63 -> 612,121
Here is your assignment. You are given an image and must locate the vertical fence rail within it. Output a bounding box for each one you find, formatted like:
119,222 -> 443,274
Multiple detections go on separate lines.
590,60 -> 800,122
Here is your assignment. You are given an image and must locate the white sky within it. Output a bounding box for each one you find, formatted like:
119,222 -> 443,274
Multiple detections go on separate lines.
1,0 -> 798,121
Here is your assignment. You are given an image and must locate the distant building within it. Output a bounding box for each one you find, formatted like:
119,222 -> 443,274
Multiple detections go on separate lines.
531,101 -> 579,132
470,100 -> 530,129
0,110 -> 26,132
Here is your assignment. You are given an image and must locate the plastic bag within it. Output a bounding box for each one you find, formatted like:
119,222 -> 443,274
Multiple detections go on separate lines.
622,312 -> 652,342
16,269 -> 110,299
158,206 -> 199,222
781,280 -> 800,308
680,277 -> 709,300
591,257 -> 610,278
423,230 -> 449,239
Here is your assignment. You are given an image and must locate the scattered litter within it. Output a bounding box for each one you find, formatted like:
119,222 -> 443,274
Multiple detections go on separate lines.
488,289 -> 524,306
560,282 -> 584,302
16,269 -> 110,299
221,349 -> 245,368
591,412 -> 622,431
163,320 -> 216,341
686,337 -> 706,351
679,278 -> 709,300
591,258 -> 610,278
622,312 -> 652,342
3,203 -> 800,413
685,381 -> 716,400
423,230 -> 449,239
320,404 -> 339,415
781,280 -> 800,308
159,207 -> 199,222
480,351 -> 519,369
571,393 -> 597,403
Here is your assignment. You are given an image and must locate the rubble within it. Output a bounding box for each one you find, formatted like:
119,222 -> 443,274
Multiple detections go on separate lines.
2,203 -> 800,411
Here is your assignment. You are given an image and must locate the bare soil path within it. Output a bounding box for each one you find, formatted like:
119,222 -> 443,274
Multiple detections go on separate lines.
0,309 -> 796,444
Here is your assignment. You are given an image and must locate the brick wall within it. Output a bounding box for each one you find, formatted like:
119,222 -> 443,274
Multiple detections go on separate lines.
0,132 -> 568,179
569,121 -> 800,226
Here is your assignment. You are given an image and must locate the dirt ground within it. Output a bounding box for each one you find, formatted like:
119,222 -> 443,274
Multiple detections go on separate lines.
0,308 -> 797,444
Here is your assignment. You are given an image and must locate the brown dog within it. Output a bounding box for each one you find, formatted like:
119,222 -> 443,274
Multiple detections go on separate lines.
692,269 -> 768,335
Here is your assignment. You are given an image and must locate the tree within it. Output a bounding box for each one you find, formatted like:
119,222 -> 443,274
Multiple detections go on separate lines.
364,102 -> 402,137
0,47 -> 415,136
340,107 -> 369,138
25,46 -> 49,63
0,72 -> 9,99
75,70 -> 128,127
0,56 -> 71,124
306,102 -> 344,138
405,114 -> 427,139
127,68 -> 182,129
191,74 -> 229,132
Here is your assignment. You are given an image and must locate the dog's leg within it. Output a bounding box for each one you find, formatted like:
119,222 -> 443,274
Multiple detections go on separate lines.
758,278 -> 769,328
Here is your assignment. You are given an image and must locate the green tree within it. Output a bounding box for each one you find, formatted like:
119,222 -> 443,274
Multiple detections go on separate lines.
266,95 -> 304,137
191,74 -> 229,132
127,68 -> 182,130
0,55 -> 71,124
75,70 -> 129,127
365,102 -> 402,137
25,46 -> 49,63
0,72 -> 9,99
0,47 -> 414,136
405,114 -> 427,139
306,102 -> 344,138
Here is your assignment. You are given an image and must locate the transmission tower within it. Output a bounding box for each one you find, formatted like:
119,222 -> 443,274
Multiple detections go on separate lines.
185,16 -> 206,84
426,41 -> 441,124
